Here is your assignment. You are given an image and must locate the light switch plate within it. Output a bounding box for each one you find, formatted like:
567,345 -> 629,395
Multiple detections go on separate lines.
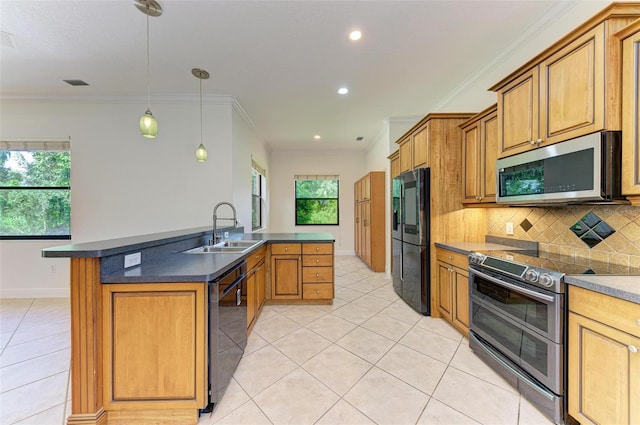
124,252 -> 141,268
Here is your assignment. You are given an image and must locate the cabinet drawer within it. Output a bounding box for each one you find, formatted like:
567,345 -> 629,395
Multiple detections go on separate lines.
303,283 -> 333,300
271,243 -> 301,255
436,248 -> 468,270
302,267 -> 333,283
302,255 -> 333,267
569,286 -> 640,338
302,243 -> 333,255
246,246 -> 266,270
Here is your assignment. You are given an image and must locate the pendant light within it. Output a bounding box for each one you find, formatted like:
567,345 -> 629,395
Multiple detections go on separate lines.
135,0 -> 162,138
192,68 -> 210,162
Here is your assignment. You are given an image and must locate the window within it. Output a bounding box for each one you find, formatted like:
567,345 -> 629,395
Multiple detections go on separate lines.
0,140 -> 71,239
251,159 -> 266,230
295,175 -> 339,225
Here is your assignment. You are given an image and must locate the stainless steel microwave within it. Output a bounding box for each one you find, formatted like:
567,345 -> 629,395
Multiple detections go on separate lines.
496,131 -> 623,205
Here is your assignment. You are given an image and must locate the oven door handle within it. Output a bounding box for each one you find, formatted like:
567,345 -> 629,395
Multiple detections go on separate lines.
470,268 -> 555,303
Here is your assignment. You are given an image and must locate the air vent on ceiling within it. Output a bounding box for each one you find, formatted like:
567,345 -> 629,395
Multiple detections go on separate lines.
356,136 -> 363,141
63,79 -> 89,86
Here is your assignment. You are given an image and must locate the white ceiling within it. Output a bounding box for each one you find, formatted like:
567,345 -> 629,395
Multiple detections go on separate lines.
1,1 -> 584,152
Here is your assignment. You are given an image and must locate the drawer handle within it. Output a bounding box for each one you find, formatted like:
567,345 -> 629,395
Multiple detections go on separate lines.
629,345 -> 639,353
316,290 -> 320,294
637,319 -> 640,326
315,247 -> 319,251
448,255 -> 452,260
285,247 -> 288,251
316,259 -> 319,263
316,273 -> 320,277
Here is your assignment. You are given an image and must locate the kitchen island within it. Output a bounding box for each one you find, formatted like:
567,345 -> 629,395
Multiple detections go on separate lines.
42,227 -> 335,425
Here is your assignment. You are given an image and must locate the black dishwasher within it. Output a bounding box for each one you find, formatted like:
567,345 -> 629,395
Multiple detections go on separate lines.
202,261 -> 247,413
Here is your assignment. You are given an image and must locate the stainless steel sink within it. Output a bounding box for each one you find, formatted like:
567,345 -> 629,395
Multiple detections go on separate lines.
184,240 -> 262,254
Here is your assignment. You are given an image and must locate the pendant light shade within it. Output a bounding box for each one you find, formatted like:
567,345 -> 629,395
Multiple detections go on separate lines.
195,143 -> 208,162
140,109 -> 158,138
136,0 -> 162,139
192,68 -> 210,162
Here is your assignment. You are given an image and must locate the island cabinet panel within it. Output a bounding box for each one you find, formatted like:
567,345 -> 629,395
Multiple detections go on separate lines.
247,245 -> 266,330
102,282 -> 206,420
568,285 -> 640,425
620,19 -> 640,205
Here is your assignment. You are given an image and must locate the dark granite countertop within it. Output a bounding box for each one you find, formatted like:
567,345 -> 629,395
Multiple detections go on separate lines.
435,241 -> 640,305
42,228 -> 335,284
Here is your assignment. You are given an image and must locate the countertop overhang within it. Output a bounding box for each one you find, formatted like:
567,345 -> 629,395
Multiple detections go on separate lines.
42,228 -> 335,284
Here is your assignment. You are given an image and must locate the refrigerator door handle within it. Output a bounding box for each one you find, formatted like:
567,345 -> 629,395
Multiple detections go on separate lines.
400,244 -> 403,281
393,209 -> 398,231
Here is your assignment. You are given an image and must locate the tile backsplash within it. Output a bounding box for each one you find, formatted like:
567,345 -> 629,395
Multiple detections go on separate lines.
487,205 -> 640,268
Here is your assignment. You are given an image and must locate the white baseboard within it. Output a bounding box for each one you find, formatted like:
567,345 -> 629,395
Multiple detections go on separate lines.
0,288 -> 69,298
335,250 -> 356,256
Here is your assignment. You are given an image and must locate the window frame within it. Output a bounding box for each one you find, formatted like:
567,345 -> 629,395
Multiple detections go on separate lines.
251,165 -> 266,231
294,176 -> 340,226
0,140 -> 71,240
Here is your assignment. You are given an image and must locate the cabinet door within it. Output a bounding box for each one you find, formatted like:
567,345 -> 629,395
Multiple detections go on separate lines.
568,312 -> 640,425
461,122 -> 480,203
452,267 -> 469,336
622,26 -> 640,202
390,154 -> 401,178
363,174 -> 371,200
413,122 -> 429,169
271,255 -> 302,299
497,67 -> 539,157
540,24 -> 605,145
363,202 -> 371,266
256,261 -> 266,310
399,137 -> 413,173
481,111 -> 499,202
246,269 -> 256,328
436,261 -> 452,321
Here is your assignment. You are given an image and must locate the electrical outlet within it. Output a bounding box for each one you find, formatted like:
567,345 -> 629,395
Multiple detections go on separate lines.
506,222 -> 514,236
124,252 -> 141,268
49,264 -> 57,273
224,231 -> 229,238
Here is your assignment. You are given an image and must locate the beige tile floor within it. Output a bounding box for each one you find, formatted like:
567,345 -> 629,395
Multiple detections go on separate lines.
0,255 -> 554,425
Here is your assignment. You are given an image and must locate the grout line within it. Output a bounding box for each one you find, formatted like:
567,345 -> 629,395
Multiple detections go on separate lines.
0,299 -> 36,358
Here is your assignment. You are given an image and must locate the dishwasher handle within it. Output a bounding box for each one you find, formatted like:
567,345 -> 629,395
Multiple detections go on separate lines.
221,273 -> 246,306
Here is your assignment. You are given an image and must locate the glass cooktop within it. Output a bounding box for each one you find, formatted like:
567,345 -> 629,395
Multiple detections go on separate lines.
482,249 -> 640,276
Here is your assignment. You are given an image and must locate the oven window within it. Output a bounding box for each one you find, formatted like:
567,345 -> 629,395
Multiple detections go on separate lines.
471,303 -> 548,377
472,275 -> 549,335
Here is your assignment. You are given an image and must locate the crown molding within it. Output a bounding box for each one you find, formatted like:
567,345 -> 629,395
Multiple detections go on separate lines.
431,0 -> 580,112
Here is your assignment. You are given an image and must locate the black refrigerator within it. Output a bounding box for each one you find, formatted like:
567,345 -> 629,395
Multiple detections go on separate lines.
392,167 -> 430,315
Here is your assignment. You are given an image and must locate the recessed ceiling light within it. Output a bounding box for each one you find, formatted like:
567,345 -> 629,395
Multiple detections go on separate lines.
337,87 -> 349,95
349,30 -> 362,41
314,135 -> 321,140
63,79 -> 89,86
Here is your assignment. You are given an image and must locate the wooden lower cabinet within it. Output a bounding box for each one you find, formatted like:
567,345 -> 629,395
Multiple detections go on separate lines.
435,248 -> 469,337
568,286 -> 640,425
620,20 -> 640,205
102,282 -> 207,423
270,243 -> 303,300
302,242 -> 334,300
246,246 -> 266,329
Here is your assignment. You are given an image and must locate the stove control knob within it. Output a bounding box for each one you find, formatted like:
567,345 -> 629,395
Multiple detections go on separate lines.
525,269 -> 539,283
539,274 -> 554,287
469,253 -> 485,265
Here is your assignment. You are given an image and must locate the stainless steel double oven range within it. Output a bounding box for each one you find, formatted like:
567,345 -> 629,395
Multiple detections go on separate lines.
467,251 -> 566,424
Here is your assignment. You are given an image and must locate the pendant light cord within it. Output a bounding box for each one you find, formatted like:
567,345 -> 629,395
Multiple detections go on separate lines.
146,11 -> 151,110
199,76 -> 203,142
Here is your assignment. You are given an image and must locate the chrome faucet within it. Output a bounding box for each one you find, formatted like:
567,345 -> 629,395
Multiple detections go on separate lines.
212,202 -> 237,244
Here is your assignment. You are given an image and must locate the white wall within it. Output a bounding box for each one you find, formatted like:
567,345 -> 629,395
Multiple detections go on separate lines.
0,98 -> 259,297
268,151 -> 366,255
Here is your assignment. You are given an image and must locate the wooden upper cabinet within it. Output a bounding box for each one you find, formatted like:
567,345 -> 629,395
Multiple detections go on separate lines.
412,122 -> 430,169
399,136 -> 413,173
497,67 -> 539,157
461,104 -> 498,204
540,24 -> 605,145
389,151 -> 400,178
619,19 -> 640,205
491,4 -> 640,158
